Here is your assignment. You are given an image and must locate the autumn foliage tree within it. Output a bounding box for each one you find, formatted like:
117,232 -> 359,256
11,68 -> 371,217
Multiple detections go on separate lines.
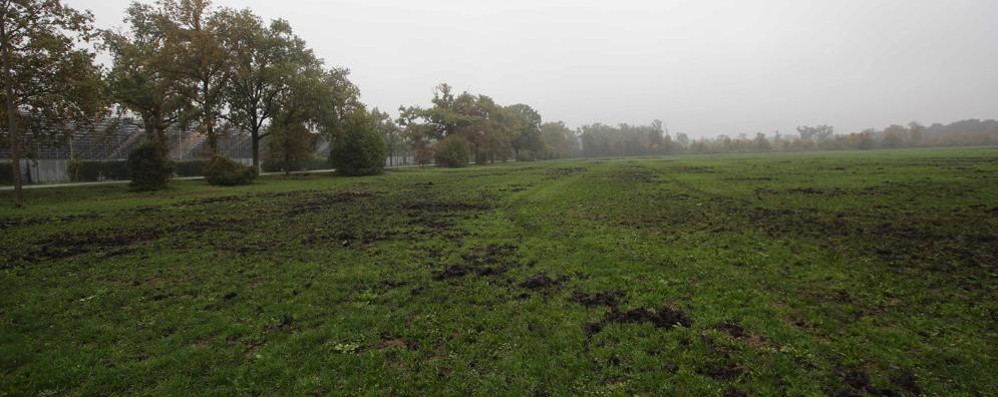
1,0 -> 108,206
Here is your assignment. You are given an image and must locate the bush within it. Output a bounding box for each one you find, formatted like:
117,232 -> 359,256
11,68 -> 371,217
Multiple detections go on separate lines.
0,162 -> 13,185
330,111 -> 387,176
67,160 -> 99,182
127,143 -> 173,191
174,160 -> 210,177
67,160 -> 130,182
102,161 -> 130,180
262,156 -> 329,173
205,156 -> 256,186
434,135 -> 471,168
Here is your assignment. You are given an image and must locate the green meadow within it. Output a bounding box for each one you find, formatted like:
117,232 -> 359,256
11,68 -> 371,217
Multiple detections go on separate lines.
2,148 -> 996,396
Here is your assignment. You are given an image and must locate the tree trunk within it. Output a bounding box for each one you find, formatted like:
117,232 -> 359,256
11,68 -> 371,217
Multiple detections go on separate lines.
251,128 -> 260,173
3,34 -> 23,207
202,80 -> 218,155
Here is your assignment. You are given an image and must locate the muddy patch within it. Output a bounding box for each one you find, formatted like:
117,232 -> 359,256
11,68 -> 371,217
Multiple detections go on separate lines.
302,229 -> 396,247
433,243 -> 521,280
667,165 -> 717,174
546,167 -> 587,177
286,191 -> 377,217
585,305 -> 691,335
404,201 -> 491,212
698,361 -> 745,381
716,321 -> 747,339
519,272 -> 570,289
30,227 -> 165,261
614,166 -> 656,183
379,333 -> 419,350
787,187 -> 827,195
569,289 -> 626,308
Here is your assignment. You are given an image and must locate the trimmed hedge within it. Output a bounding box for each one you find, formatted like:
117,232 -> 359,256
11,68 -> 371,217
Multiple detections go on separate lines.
174,160 -> 210,177
128,143 -> 174,191
261,157 -> 330,173
67,160 -> 130,182
0,163 -> 13,185
205,156 -> 256,186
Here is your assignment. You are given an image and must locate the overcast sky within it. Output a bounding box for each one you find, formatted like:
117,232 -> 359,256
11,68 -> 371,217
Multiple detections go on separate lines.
67,0 -> 998,137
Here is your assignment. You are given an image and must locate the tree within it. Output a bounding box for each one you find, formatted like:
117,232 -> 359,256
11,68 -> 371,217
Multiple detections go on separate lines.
329,109 -> 386,176
103,2 -> 188,148
540,121 -> 577,159
371,108 -> 402,166
1,0 -> 108,206
754,132 -> 771,151
434,134 -> 471,168
908,122 -> 924,147
882,124 -> 908,148
675,132 -> 690,151
157,0 -> 232,155
222,13 -> 316,171
265,115 -> 318,174
506,103 -> 543,161
796,124 -> 834,143
397,106 -> 436,166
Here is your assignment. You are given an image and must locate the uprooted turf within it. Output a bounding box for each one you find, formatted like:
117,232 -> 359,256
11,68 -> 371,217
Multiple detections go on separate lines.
1,147 -> 996,396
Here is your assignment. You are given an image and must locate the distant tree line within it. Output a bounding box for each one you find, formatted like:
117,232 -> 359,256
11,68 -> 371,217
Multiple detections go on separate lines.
2,0 -> 998,206
677,120 -> 998,154
396,84 -> 579,167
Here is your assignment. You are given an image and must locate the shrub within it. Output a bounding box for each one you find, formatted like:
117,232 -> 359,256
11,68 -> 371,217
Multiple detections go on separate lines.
67,160 -> 99,182
434,135 -> 471,168
205,156 -> 256,186
330,111 -> 387,176
67,160 -> 130,182
174,160 -> 210,177
263,157 -> 330,173
0,162 -> 13,185
127,143 -> 173,191
101,161 -> 130,180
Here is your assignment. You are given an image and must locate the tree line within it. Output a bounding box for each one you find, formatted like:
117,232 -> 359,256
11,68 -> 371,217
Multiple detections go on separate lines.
3,0 -> 997,207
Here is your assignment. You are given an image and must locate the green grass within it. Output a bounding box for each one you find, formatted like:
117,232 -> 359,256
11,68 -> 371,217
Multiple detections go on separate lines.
2,147 -> 996,396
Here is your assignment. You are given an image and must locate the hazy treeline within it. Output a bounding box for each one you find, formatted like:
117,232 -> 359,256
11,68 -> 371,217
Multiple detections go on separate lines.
682,120 -> 998,154
522,119 -> 998,159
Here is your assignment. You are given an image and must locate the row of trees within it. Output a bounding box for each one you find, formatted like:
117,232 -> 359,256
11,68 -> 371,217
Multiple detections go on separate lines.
3,1 -> 997,206
678,120 -> 998,154
102,0 -> 373,172
394,84 -> 585,166
525,119 -> 998,158
2,0 -> 388,206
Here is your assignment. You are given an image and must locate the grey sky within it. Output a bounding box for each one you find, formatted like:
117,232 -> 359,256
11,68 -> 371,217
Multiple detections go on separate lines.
67,0 -> 998,137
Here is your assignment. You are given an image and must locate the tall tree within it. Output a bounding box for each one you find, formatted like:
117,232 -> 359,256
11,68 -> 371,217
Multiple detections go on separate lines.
539,121 -> 578,159
371,108 -> 401,166
1,0 -> 108,206
505,104 -> 543,160
158,0 -> 231,155
222,12 -> 316,171
103,2 -> 189,146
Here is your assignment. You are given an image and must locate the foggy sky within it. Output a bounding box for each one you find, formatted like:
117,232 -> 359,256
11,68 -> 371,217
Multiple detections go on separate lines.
67,0 -> 998,137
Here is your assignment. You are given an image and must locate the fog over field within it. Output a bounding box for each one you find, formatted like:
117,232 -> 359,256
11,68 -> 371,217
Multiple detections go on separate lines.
68,0 -> 998,137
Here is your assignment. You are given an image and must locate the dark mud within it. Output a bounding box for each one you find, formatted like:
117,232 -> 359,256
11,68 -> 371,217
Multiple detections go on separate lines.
585,305 -> 691,335
285,191 -> 377,216
698,361 -> 745,381
546,167 -> 587,177
569,289 -> 626,308
519,272 -> 570,289
433,244 -> 521,280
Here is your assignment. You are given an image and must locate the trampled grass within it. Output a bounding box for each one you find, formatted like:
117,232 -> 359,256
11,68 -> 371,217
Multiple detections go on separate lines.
1,148 -> 996,396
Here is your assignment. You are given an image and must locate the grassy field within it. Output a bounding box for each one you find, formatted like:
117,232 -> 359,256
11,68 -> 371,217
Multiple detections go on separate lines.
1,148 -> 996,396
